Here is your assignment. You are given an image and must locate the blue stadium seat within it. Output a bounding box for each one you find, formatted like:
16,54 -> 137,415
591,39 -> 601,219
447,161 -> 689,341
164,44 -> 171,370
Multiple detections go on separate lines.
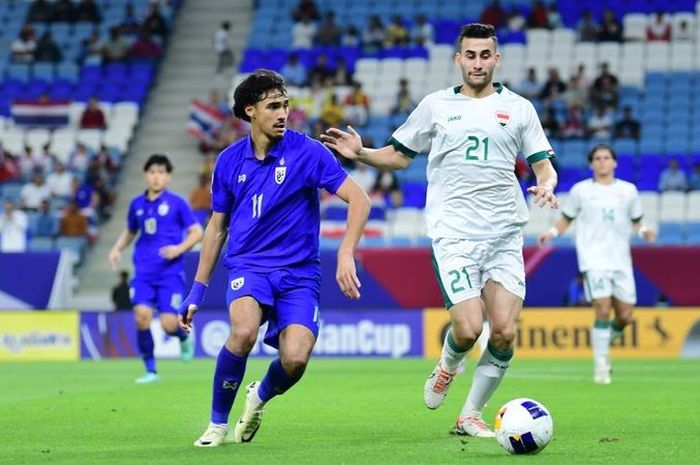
657,222 -> 686,245
325,205 -> 348,221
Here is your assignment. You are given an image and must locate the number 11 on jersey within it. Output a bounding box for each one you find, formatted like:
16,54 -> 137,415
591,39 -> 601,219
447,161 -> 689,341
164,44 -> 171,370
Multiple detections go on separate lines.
252,193 -> 263,218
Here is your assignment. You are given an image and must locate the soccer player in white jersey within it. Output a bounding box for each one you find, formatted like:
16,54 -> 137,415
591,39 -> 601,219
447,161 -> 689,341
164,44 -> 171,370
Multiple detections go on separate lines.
321,23 -> 558,437
539,144 -> 656,384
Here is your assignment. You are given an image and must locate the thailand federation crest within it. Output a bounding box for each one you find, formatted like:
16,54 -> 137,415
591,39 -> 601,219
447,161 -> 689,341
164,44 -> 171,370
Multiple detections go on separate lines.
157,203 -> 170,216
495,110 -> 510,127
231,277 -> 245,290
275,166 -> 287,184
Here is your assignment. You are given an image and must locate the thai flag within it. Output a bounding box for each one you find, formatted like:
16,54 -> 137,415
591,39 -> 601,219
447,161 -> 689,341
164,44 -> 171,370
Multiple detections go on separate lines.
187,100 -> 224,142
11,100 -> 70,127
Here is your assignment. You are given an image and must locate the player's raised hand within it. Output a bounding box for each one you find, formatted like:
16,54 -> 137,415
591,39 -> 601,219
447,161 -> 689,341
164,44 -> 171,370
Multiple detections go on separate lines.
527,185 -> 558,209
108,248 -> 121,271
159,245 -> 182,260
178,281 -> 208,332
336,251 -> 361,299
538,231 -> 554,247
320,126 -> 363,160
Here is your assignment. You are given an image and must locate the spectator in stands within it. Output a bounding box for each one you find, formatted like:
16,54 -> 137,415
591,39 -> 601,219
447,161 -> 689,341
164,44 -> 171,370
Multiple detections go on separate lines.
34,31 -> 63,63
527,1 -> 549,29
80,97 -> 108,129
506,7 -> 526,33
208,88 -> 231,116
539,68 -> 566,104
34,199 -> 57,238
598,9 -> 622,42
18,148 -> 36,181
587,105 -> 614,140
385,16 -> 410,47
28,0 -> 54,23
70,143 -> 92,173
47,162 -> 73,198
577,9 -> 599,42
92,145 -> 119,184
646,11 -> 671,42
333,57 -> 353,86
281,53 -> 308,87
213,21 -> 233,74
614,106 -> 641,140
591,62 -> 619,109
480,1 -> 507,30
11,26 -> 37,63
292,16 -> 317,49
52,0 -> 77,22
562,76 -> 588,108
315,11 -> 342,47
565,273 -> 588,306
90,177 -> 115,221
309,54 -> 334,85
320,94 -> 344,128
143,3 -> 168,39
363,16 -> 386,52
189,173 -> 212,212
344,81 -> 370,127
78,30 -> 103,65
349,162 -> 376,193
392,78 -> 416,116
292,0 -> 319,22
517,67 -> 540,100
0,149 -> 20,183
127,31 -> 162,60
372,170 -> 403,208
341,25 -> 361,47
112,270 -> 132,311
75,0 -> 102,23
71,177 -> 97,217
60,201 -> 89,237
547,3 -> 563,29
119,3 -> 142,35
573,63 -> 591,90
36,144 -> 57,174
674,20 -> 694,41
0,199 -> 28,252
540,107 -> 560,138
561,104 -> 586,138
689,163 -> 700,191
658,159 -> 688,192
20,172 -> 51,211
102,28 -> 129,62
412,14 -> 434,47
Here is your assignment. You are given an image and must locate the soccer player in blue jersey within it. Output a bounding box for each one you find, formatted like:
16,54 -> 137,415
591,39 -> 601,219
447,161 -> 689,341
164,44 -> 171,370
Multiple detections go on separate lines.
108,154 -> 203,383
178,70 -> 370,447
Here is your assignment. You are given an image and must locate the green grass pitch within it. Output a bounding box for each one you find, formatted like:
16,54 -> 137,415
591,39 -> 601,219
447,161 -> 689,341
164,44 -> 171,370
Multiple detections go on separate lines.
2,358 -> 699,464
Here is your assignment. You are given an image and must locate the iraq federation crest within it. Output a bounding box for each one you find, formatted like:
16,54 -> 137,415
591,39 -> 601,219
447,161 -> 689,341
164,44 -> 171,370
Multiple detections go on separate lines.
495,110 -> 510,127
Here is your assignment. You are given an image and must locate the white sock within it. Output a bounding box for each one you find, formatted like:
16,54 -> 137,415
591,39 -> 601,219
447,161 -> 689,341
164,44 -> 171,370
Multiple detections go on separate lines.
461,342 -> 512,418
440,328 -> 472,372
592,320 -> 611,367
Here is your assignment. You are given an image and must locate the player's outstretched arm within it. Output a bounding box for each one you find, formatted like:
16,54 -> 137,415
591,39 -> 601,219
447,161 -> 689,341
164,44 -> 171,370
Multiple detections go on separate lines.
528,158 -> 559,208
108,229 -> 136,271
320,125 -> 411,170
633,221 -> 657,243
538,217 -> 572,246
178,212 -> 229,331
333,176 -> 371,299
159,224 -> 204,259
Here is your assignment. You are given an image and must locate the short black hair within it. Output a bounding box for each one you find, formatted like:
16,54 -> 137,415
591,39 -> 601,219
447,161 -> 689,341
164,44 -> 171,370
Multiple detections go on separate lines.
456,23 -> 498,51
143,153 -> 173,172
587,143 -> 617,162
232,70 -> 287,122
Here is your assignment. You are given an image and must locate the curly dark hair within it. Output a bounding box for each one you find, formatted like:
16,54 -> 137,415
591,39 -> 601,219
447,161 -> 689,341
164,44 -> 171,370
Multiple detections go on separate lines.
232,69 -> 287,122
456,23 -> 498,50
143,153 -> 173,172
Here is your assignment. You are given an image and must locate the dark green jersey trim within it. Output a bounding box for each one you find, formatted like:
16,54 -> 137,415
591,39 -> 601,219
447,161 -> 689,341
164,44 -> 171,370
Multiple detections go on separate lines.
453,82 -> 503,94
430,247 -> 454,309
527,150 -> 554,165
631,215 -> 643,223
387,136 -> 418,159
562,213 -> 575,221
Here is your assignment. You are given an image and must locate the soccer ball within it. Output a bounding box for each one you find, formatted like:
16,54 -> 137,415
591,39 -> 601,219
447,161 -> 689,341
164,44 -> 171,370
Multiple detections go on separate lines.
494,398 -> 553,455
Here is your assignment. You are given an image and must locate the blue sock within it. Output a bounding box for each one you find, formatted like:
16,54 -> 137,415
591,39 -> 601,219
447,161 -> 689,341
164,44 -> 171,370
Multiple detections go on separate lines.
258,358 -> 303,402
136,329 -> 156,373
166,326 -> 188,342
211,346 -> 248,424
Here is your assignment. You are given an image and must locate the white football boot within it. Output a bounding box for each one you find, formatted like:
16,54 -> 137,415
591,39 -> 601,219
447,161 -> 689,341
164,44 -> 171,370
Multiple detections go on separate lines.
452,415 -> 496,438
423,361 -> 457,409
193,423 -> 229,447
232,381 -> 267,443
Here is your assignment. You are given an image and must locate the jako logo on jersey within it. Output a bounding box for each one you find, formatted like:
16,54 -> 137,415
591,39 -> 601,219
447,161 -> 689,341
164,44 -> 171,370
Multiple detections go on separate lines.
158,203 -> 169,216
238,174 -> 246,183
447,115 -> 461,122
495,110 -> 510,127
231,277 -> 245,290
275,166 -> 287,184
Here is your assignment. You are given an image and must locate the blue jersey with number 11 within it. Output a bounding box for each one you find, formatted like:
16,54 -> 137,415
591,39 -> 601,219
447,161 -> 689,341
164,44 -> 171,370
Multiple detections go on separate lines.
211,130 -> 347,272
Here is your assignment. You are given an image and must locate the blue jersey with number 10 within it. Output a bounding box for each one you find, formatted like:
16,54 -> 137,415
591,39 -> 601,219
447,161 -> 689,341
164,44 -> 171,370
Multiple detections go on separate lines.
212,129 -> 348,272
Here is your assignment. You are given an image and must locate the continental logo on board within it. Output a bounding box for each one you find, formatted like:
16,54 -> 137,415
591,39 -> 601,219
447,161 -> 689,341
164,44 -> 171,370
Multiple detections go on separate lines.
423,308 -> 700,359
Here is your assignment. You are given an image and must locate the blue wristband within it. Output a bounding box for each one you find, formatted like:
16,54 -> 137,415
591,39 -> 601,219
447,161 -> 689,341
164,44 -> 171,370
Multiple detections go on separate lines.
179,281 -> 208,318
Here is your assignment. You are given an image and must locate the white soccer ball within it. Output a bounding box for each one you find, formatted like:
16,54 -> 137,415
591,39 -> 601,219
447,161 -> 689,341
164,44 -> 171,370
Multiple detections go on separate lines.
494,398 -> 553,455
